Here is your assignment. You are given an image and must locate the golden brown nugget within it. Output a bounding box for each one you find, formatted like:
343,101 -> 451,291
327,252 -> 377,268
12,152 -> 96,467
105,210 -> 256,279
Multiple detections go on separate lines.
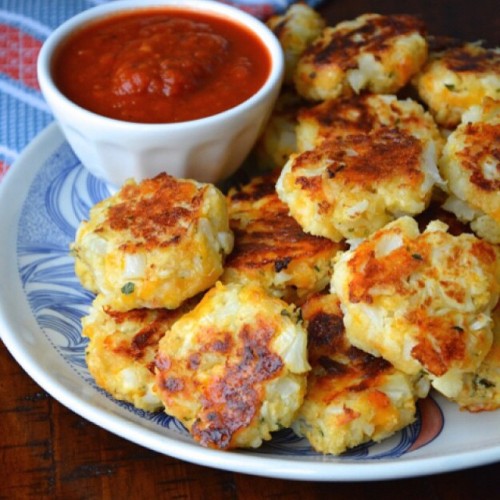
83,294 -> 196,411
331,216 -> 500,399
267,3 -> 325,85
413,42 -> 500,128
292,292 -> 429,455
277,128 -> 442,242
155,282 -> 310,450
296,93 -> 443,156
254,90 -> 305,170
440,97 -> 500,244
295,13 -> 427,101
71,173 -> 233,311
222,170 -> 345,302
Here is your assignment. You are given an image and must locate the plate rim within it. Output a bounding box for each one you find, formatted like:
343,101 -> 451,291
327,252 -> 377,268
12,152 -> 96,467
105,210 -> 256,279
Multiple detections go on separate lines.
0,122 -> 499,481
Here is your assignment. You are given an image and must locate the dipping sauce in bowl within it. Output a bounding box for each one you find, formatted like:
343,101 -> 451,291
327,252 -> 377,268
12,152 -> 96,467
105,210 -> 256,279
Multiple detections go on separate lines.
53,8 -> 272,124
37,0 -> 284,186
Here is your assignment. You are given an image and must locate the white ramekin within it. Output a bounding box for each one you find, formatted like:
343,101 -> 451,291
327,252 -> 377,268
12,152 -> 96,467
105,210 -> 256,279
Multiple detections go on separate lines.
37,0 -> 284,187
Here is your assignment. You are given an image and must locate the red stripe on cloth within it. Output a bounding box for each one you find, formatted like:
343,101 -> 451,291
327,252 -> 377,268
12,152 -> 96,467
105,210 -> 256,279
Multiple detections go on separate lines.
0,24 -> 42,89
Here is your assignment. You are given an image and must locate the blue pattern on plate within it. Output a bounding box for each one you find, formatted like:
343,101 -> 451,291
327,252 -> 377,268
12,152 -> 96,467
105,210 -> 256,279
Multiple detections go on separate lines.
16,141 -> 425,458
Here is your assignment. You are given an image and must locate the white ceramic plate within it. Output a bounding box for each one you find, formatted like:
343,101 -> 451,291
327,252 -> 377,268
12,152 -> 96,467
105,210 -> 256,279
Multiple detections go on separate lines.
0,123 -> 499,481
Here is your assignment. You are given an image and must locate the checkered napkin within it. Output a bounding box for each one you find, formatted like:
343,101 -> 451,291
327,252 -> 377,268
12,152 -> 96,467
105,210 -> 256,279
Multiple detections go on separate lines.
0,0 -> 323,182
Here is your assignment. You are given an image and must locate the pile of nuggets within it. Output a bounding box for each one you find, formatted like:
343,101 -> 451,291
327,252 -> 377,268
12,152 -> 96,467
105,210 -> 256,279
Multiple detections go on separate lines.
71,4 -> 500,455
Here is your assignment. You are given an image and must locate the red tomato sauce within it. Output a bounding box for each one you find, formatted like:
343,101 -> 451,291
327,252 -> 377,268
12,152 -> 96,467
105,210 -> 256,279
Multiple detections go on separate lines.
52,8 -> 272,123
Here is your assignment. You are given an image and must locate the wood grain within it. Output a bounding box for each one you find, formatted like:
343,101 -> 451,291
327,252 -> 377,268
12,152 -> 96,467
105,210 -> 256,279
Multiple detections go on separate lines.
1,1 -> 499,498
1,338 -> 499,499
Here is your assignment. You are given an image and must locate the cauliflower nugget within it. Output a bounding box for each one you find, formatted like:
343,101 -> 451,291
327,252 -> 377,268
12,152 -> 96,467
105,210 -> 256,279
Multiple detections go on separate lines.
293,293 -> 429,455
440,98 -> 500,244
222,170 -> 344,302
255,90 -> 304,170
71,173 -> 233,311
296,93 -> 443,155
294,13 -> 427,101
266,2 -> 325,85
451,303 -> 500,412
276,127 -> 442,242
155,282 -> 310,450
331,216 -> 500,399
83,294 -> 195,411
413,42 -> 500,128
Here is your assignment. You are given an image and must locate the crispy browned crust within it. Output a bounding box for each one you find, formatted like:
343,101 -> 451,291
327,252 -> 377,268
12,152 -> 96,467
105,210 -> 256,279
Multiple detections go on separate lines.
304,14 -> 426,71
298,94 -> 377,136
101,300 -> 196,370
439,44 -> 500,74
102,307 -> 178,370
302,293 -> 394,399
155,316 -> 285,449
345,226 -> 497,376
105,173 -> 207,252
298,93 -> 435,143
456,122 -> 500,193
269,16 -> 288,39
226,171 -> 342,272
292,128 -> 423,189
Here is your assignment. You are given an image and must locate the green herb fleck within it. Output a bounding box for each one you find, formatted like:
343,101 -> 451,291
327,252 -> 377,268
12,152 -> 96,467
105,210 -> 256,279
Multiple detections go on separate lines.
452,325 -> 464,332
121,282 -> 135,295
444,83 -> 456,91
412,253 -> 423,261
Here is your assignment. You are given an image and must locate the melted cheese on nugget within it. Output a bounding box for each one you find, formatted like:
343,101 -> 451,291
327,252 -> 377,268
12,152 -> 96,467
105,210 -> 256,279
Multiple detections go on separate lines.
451,303 -> 500,412
413,42 -> 500,128
222,171 -> 344,302
267,3 -> 325,85
293,293 -> 428,455
440,98 -> 500,243
294,13 -> 427,101
71,173 -> 233,311
277,128 -> 441,242
331,216 -> 500,398
83,294 -> 195,411
155,282 -> 310,450
296,93 -> 443,156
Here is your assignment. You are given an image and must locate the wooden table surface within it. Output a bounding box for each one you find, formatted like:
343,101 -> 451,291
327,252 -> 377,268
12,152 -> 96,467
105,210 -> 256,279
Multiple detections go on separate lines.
1,1 -> 499,498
